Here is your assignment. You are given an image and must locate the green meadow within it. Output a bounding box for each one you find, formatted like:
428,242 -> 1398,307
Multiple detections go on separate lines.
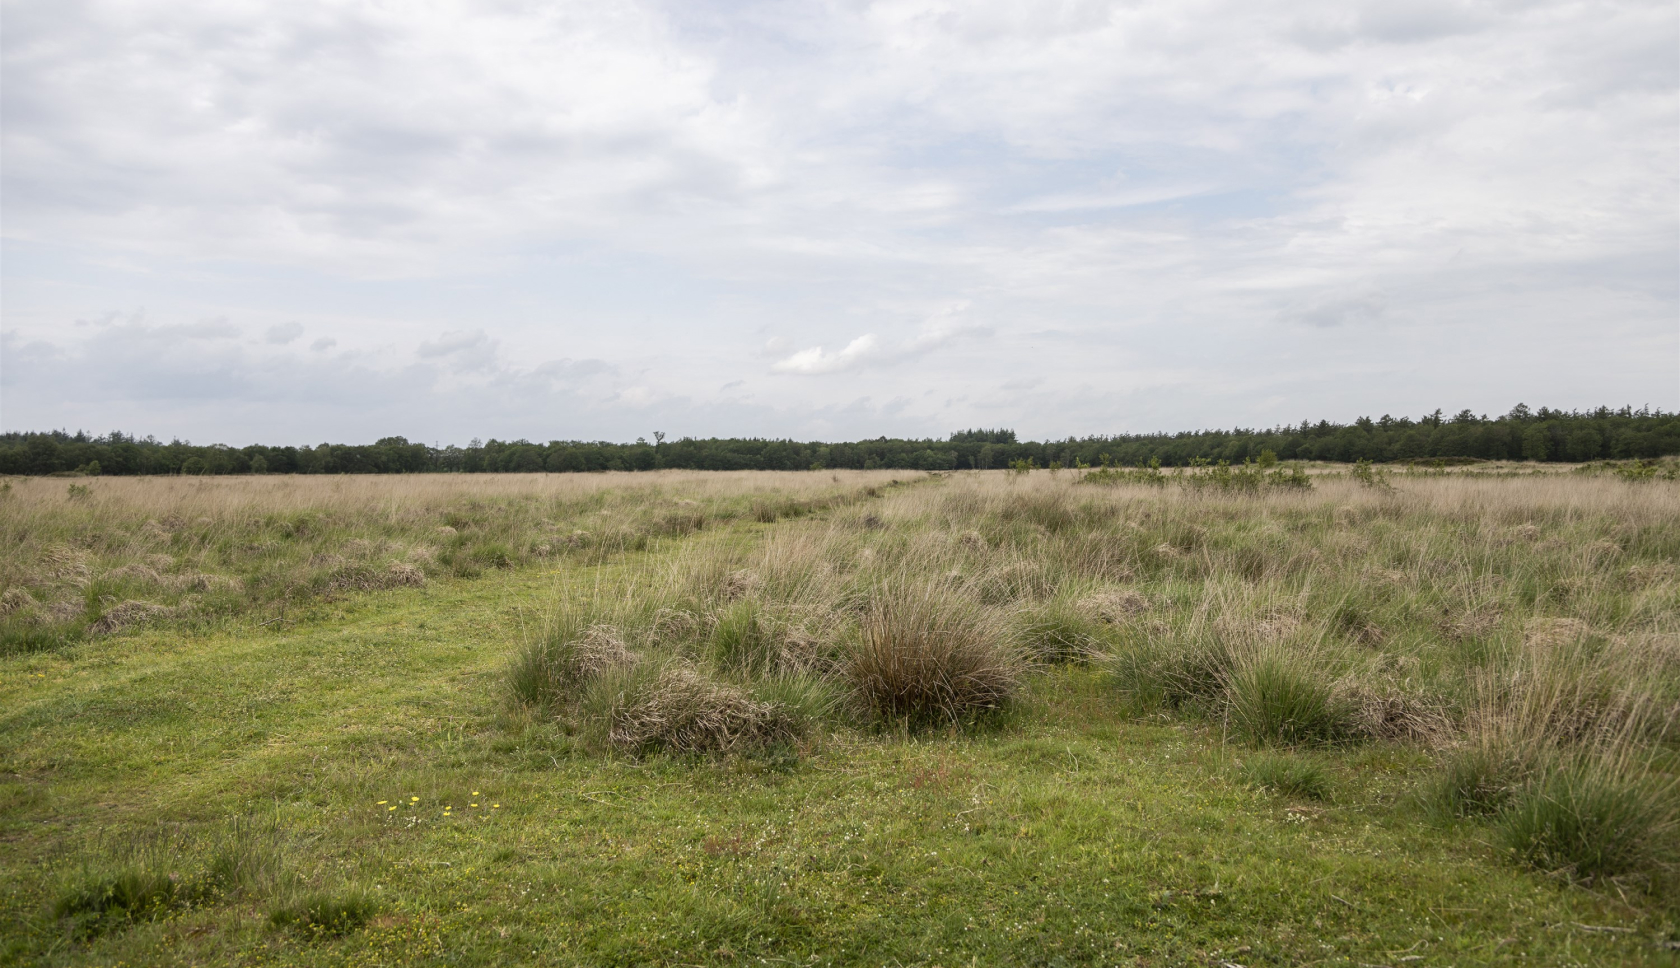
2,467 -> 1677,967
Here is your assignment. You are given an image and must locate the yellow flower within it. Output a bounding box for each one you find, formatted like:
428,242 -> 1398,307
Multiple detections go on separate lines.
388,806 -> 397,811
472,791 -> 480,796
471,802 -> 478,807
411,796 -> 419,802
492,804 -> 500,809
377,800 -> 387,805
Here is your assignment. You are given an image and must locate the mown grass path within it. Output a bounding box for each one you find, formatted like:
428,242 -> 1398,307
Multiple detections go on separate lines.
1,518 -> 1674,967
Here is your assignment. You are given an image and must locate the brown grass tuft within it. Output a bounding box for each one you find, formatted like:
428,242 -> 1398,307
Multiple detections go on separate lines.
848,586 -> 1023,725
1,587 -> 39,615
589,662 -> 796,755
90,600 -> 171,635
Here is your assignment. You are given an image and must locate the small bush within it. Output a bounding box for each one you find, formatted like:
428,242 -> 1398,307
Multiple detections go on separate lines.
269,890 -> 377,938
1239,752 -> 1332,801
1226,654 -> 1356,746
1497,759 -> 1674,880
847,586 -> 1023,727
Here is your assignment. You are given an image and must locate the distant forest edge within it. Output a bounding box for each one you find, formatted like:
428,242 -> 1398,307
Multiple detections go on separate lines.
3,405 -> 1677,476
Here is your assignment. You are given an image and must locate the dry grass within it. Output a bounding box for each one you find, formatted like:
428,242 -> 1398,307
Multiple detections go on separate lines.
0,470 -> 915,654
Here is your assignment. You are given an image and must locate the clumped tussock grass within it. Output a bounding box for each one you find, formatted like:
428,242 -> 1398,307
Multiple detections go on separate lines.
1227,651 -> 1358,747
441,466 -> 1679,875
54,816 -> 288,940
1239,751 -> 1333,801
581,660 -> 803,756
1496,754 -> 1676,881
849,584 -> 1025,727
268,890 -> 378,939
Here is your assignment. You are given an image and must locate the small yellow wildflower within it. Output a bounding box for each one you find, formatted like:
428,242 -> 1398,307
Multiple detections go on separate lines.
492,804 -> 500,809
471,802 -> 478,807
411,796 -> 419,802
377,800 -> 387,805
388,806 -> 397,811
472,791 -> 480,796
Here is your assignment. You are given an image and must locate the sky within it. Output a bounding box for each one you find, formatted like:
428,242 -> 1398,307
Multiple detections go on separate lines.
2,0 -> 1676,446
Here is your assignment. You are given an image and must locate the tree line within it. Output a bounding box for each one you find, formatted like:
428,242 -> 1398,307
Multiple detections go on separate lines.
2,405 -> 1675,477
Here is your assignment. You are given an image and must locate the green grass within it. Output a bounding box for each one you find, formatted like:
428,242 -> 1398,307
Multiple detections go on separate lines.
1237,751 -> 1333,801
4,473 -> 1680,966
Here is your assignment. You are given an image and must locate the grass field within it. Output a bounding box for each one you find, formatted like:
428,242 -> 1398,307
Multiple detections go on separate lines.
2,467 -> 1677,967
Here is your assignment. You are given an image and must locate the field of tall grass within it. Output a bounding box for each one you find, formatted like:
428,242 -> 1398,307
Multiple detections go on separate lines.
3,466 -> 1677,965
0,470 -> 910,654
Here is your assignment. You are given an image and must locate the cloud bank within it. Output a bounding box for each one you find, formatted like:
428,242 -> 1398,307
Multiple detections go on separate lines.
2,0 -> 1674,443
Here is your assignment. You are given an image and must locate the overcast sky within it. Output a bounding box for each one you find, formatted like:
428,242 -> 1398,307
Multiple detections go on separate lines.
3,0 -> 1675,445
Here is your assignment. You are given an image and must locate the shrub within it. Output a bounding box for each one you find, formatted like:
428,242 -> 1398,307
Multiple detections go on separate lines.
1226,654 -> 1356,746
1496,758 -> 1675,880
269,890 -> 377,938
580,661 -> 800,755
847,586 -> 1023,726
1239,752 -> 1332,801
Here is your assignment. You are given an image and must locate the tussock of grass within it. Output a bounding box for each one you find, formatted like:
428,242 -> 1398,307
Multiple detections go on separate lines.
509,609 -> 636,708
1497,756 -> 1676,880
1226,653 -> 1357,747
1104,630 -> 1237,713
1013,600 -> 1105,664
269,891 -> 377,938
1239,751 -> 1332,801
581,660 -> 802,756
1423,747 -> 1521,819
848,585 -> 1024,727
54,816 -> 287,939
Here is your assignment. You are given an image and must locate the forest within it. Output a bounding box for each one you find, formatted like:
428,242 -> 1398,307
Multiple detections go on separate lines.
2,404 -> 1675,476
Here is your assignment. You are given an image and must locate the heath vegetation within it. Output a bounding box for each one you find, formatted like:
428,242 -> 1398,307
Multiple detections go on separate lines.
3,464 -> 1678,966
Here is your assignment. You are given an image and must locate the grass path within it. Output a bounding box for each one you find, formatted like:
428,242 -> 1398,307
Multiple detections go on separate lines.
2,520 -> 1675,966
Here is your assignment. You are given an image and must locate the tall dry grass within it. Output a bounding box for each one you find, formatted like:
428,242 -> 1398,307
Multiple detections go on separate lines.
0,470 -> 916,654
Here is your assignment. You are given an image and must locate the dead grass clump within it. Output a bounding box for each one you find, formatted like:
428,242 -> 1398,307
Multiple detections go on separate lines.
583,662 -> 798,755
171,572 -> 244,594
848,586 -> 1023,726
1443,604 -> 1503,642
325,562 -> 426,592
41,547 -> 91,585
1,587 -> 39,615
104,564 -> 163,585
720,570 -> 762,601
1079,589 -> 1151,624
90,600 -> 171,636
1335,681 -> 1452,743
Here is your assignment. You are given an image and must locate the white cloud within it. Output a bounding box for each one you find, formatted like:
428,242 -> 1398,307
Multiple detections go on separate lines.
771,334 -> 882,375
1,0 -> 1674,439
